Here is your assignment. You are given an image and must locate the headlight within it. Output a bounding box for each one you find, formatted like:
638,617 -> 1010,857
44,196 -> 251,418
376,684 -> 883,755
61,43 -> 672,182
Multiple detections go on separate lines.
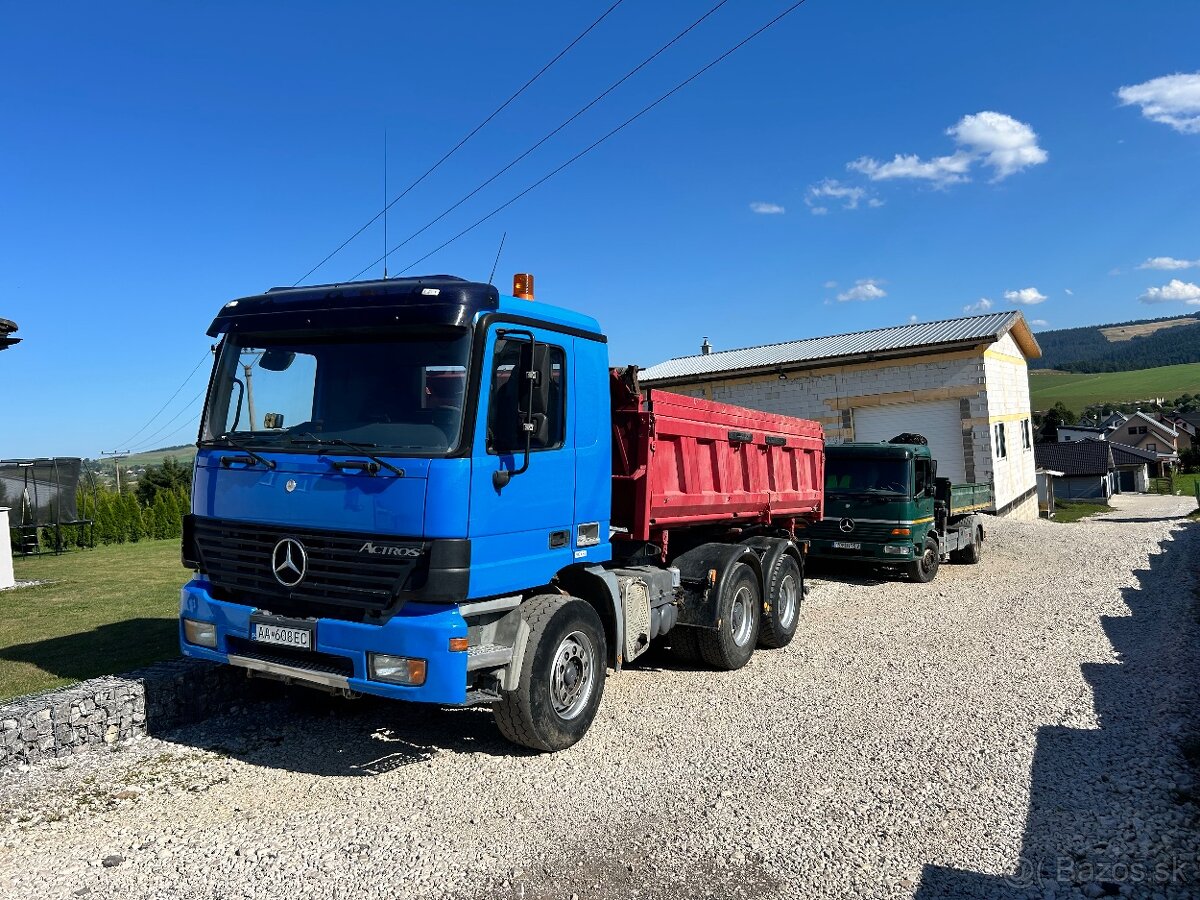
368,654 -> 427,686
883,544 -> 912,556
183,618 -> 218,648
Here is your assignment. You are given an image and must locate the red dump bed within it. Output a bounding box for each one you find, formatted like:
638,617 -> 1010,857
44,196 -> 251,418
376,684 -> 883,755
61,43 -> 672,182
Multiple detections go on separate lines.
610,369 -> 824,543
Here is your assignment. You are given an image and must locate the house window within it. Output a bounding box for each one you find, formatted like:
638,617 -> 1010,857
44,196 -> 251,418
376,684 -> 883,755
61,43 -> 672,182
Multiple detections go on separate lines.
1129,425 -> 1148,436
995,422 -> 1007,459
1147,443 -> 1157,452
1021,419 -> 1032,450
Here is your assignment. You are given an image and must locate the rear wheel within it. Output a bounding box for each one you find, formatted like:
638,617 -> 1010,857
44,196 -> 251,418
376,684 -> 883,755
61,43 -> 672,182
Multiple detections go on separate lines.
697,562 -> 761,670
758,553 -> 803,649
906,538 -> 940,583
493,595 -> 607,752
951,526 -> 983,564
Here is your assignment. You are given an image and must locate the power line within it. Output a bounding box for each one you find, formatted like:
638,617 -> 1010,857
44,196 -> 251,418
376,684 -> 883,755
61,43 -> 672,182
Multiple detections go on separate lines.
129,414 -> 204,457
292,0 -> 627,287
128,388 -> 209,453
114,349 -> 211,449
347,0 -> 732,282
392,0 -> 811,278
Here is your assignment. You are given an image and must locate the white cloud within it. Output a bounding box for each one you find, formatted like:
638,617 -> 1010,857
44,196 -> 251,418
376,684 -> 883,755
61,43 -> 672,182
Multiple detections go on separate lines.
836,279 -> 887,302
805,179 -> 879,213
823,280 -> 838,289
1031,319 -> 1049,327
750,201 -> 785,215
1117,73 -> 1200,134
848,111 -> 1047,186
848,152 -> 973,185
1139,279 -> 1200,304
908,314 -> 919,323
963,297 -> 993,314
1138,256 -> 1199,270
1004,287 -> 1048,306
1064,289 -> 1074,296
947,111 -> 1048,179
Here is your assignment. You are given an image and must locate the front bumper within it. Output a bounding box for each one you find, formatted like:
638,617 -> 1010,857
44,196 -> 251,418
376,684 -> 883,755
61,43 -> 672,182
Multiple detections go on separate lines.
807,538 -> 916,565
179,577 -> 469,704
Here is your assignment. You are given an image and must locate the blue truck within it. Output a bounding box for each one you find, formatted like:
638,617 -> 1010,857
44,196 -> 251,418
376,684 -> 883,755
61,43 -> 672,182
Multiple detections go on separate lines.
179,274 -> 825,750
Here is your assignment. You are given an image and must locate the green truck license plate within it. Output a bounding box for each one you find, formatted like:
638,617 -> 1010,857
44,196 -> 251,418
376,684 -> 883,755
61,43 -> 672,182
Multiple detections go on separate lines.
832,541 -> 862,550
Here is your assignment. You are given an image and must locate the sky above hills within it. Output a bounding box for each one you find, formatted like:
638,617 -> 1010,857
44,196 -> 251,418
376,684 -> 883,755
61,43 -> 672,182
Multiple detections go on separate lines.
3,1 -> 1200,457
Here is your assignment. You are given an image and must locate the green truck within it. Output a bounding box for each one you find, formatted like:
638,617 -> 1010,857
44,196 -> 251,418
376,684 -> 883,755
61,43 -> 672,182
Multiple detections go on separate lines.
803,436 -> 991,582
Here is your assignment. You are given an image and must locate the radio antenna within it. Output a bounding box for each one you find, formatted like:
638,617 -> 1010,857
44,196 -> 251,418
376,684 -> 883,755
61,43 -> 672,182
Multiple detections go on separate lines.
488,231 -> 507,284
382,129 -> 389,280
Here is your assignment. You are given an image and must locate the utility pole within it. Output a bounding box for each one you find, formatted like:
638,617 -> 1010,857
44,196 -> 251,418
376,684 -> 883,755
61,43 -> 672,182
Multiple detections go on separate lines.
101,450 -> 130,494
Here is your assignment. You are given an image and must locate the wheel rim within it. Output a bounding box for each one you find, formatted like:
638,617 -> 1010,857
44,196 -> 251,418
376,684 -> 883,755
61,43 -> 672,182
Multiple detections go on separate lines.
921,546 -> 936,574
550,630 -> 595,720
777,573 -> 799,629
729,585 -> 755,646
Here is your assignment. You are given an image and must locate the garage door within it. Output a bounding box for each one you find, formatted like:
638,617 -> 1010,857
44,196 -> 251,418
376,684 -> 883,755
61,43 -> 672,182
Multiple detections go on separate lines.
851,400 -> 967,483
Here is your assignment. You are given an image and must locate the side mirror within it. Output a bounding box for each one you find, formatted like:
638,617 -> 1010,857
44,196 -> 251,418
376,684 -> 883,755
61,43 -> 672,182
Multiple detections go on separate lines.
492,332 -> 552,490
259,350 -> 296,372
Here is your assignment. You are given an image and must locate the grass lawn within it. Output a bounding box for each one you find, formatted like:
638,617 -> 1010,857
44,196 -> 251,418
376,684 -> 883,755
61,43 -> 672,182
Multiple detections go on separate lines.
1052,500 -> 1112,524
1,540 -> 186,701
1029,362 -> 1200,410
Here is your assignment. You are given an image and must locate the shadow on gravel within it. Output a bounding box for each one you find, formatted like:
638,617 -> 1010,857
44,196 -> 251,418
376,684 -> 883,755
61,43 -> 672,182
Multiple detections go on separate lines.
165,689 -> 525,776
1093,516 -> 1191,525
916,519 -> 1200,899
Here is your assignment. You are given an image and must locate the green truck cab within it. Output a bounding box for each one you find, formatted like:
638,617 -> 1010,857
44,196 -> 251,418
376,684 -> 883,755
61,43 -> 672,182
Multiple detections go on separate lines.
803,437 -> 991,582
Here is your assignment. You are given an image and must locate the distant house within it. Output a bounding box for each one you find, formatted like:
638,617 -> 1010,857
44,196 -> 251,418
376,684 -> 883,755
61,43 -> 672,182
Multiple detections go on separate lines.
1106,440 -> 1157,492
1034,440 -> 1115,500
1116,411 -> 1179,474
1056,425 -> 1108,443
1159,412 -> 1196,451
1098,412 -> 1128,431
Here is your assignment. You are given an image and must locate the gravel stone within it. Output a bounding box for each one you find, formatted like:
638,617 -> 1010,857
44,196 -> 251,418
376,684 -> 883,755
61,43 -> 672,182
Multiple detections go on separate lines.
0,494 -> 1196,900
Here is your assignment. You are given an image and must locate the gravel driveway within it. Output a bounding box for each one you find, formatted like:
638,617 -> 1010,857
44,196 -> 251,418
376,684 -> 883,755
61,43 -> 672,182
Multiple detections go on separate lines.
2,494 -> 1197,900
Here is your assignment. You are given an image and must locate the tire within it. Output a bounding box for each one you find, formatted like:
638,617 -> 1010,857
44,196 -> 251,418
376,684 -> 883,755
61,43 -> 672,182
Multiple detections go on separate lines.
951,526 -> 983,564
493,595 -> 607,752
697,562 -> 761,670
758,552 -> 803,649
906,537 -> 940,583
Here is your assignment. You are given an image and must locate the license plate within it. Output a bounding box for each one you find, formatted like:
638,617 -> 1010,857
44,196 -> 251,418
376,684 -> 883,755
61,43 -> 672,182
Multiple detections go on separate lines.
252,622 -> 313,650
832,541 -> 862,550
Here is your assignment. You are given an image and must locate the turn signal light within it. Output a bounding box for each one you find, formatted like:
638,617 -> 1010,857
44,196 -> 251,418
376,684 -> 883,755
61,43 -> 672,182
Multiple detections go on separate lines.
513,273 -> 535,300
890,527 -> 911,536
448,637 -> 469,652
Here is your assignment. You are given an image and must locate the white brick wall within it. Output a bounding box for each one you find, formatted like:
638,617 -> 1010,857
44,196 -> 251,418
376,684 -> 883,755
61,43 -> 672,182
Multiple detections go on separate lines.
982,333 -> 1038,518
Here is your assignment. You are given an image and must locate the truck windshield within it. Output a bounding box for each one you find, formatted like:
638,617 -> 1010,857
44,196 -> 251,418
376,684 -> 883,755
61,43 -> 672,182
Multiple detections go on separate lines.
825,457 -> 910,496
200,329 -> 471,455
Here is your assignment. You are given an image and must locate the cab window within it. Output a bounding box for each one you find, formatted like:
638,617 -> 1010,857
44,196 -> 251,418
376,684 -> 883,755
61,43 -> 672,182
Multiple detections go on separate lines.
486,337 -> 565,453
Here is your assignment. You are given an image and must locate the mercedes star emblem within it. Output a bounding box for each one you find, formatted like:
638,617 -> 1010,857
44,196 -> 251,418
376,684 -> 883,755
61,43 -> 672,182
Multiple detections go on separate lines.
285,479 -> 297,493
838,518 -> 856,533
271,538 -> 308,588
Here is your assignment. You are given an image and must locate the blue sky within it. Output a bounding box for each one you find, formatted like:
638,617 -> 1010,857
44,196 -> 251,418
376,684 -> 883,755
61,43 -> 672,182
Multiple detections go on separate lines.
3,1 -> 1200,458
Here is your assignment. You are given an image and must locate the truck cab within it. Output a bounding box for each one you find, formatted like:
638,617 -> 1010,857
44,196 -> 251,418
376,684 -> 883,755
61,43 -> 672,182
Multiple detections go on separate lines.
805,440 -> 987,582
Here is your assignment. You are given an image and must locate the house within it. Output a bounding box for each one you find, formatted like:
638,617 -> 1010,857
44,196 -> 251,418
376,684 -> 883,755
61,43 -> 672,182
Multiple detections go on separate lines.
1056,425 -> 1108,442
639,311 -> 1042,519
1106,440 -> 1157,493
1116,411 -> 1179,474
1098,411 -> 1128,431
1160,412 -> 1196,451
1033,440 -> 1116,500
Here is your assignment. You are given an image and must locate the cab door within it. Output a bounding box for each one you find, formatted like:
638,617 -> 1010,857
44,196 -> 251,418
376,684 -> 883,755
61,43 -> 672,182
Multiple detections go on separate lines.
913,456 -> 936,538
467,325 -> 576,597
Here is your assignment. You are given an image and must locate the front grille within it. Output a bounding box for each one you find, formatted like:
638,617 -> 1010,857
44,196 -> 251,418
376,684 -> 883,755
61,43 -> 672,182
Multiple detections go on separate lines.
193,517 -> 426,617
226,636 -> 356,678
808,520 -> 905,543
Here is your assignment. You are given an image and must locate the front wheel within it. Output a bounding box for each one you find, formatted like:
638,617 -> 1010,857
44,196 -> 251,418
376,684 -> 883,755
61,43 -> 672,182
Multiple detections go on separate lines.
906,538 -> 940,583
493,595 -> 607,752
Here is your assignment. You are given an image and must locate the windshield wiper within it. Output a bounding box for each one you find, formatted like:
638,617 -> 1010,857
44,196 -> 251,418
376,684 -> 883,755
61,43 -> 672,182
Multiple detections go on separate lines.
208,433 -> 276,470
293,433 -> 404,477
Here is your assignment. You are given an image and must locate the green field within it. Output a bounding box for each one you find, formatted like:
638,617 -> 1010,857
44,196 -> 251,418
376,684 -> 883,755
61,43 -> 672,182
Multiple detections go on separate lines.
1,540 -> 185,700
124,444 -> 196,468
1029,362 -> 1200,410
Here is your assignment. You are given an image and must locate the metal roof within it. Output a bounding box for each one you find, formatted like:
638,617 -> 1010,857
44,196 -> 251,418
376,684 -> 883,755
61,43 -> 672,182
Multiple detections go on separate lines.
640,311 -> 1039,384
